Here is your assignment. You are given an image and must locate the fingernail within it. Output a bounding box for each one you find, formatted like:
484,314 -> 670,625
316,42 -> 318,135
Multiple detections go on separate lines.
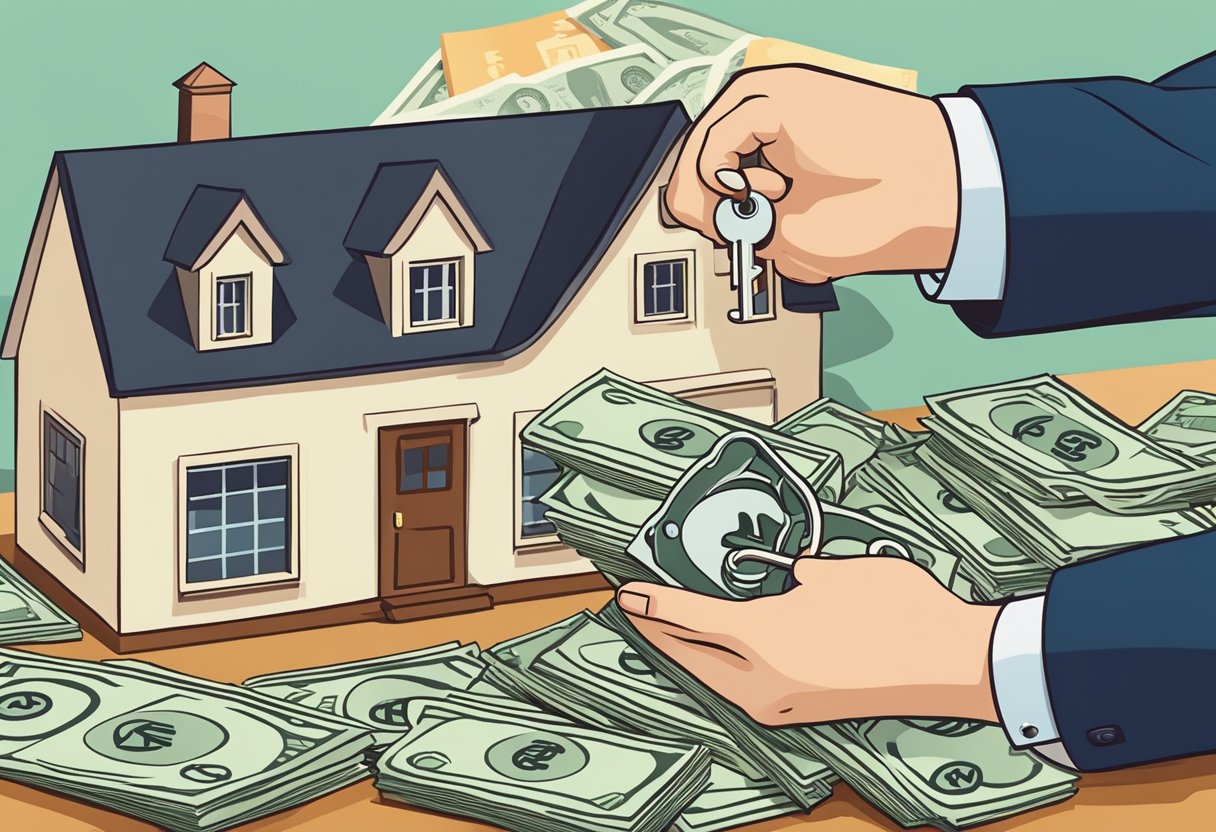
715,169 -> 747,192
617,590 -> 651,616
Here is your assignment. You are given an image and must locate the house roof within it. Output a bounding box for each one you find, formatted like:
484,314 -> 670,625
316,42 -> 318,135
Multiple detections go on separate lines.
164,185 -> 290,269
7,102 -> 838,397
174,62 -> 236,91
343,160 -> 491,256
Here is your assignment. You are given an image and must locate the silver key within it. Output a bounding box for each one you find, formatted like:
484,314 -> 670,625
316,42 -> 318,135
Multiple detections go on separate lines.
713,188 -> 774,323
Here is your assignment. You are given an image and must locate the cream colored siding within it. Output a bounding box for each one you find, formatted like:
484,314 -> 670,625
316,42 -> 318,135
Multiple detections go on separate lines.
15,184 -> 121,628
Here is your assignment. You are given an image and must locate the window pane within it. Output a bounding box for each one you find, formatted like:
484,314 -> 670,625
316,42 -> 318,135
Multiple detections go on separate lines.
428,285 -> 444,321
410,276 -> 425,323
443,279 -> 456,321
43,416 -> 82,548
522,448 -> 558,475
428,442 -> 449,470
672,263 -> 686,314
401,471 -> 424,491
259,548 -> 288,574
186,558 -> 223,584
188,530 -> 222,559
188,468 -> 222,498
523,468 -> 560,500
225,464 -> 254,492
234,297 -> 246,333
257,460 -> 289,488
227,554 -> 255,579
258,487 -> 287,521
226,492 -> 254,524
426,469 -> 447,489
401,447 -> 424,491
258,519 -> 285,549
225,524 -> 254,554
188,496 -> 222,531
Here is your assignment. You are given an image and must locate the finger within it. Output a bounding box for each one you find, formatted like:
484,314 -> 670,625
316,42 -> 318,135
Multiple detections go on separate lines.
696,97 -> 782,198
635,624 -> 753,681
741,167 -> 789,201
616,582 -> 738,637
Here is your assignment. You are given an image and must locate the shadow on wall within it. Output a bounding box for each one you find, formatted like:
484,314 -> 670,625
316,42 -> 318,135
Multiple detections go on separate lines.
820,285 -> 893,410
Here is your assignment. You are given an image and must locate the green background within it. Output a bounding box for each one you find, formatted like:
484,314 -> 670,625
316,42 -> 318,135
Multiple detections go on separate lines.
3,0 -> 1215,491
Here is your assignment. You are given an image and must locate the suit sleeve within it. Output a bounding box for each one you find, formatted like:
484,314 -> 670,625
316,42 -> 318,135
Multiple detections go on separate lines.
1042,527 -> 1216,770
946,52 -> 1216,337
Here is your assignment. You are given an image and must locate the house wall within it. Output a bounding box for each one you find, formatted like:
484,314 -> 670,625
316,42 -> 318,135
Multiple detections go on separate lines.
15,183 -> 121,628
115,149 -> 823,634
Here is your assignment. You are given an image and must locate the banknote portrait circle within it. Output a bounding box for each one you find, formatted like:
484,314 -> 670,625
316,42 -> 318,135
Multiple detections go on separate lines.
620,65 -> 655,92
930,761 -> 984,795
83,709 -> 229,765
485,730 -> 590,782
344,676 -> 442,726
498,88 -> 550,115
0,678 -> 100,740
638,419 -> 716,458
989,402 -> 1118,471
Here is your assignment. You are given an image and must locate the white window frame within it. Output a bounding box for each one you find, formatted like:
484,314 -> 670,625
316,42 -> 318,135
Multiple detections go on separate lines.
407,258 -> 463,329
176,443 -> 300,595
213,273 -> 252,340
634,250 -> 695,324
38,406 -> 85,566
512,411 -> 572,554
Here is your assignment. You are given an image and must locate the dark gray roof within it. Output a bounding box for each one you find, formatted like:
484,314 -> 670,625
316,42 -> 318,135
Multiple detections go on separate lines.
343,160 -> 488,256
163,185 -> 290,268
18,102 -> 837,397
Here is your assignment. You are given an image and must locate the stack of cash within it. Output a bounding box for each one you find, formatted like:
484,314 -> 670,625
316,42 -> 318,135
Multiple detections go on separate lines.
0,649 -> 371,832
374,2 -> 917,126
0,557 -> 80,644
481,612 -> 835,812
371,690 -> 712,832
1139,390 -> 1216,459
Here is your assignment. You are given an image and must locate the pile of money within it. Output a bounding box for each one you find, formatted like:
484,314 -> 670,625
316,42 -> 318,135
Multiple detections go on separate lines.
0,557 -> 80,644
0,649 -> 371,832
375,2 -> 917,125
372,690 -> 712,832
1139,390 -> 1216,459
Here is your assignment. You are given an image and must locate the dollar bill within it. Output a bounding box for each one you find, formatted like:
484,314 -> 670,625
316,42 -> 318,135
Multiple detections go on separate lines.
795,719 -> 1076,829
570,0 -> 748,61
0,556 -> 80,644
373,692 -> 711,832
243,641 -> 496,745
773,397 -> 889,480
440,10 -> 612,96
520,368 -> 843,502
630,53 -> 717,114
0,650 -> 370,832
373,49 -> 449,124
1138,390 -> 1216,459
925,374 -> 1216,512
385,44 -> 665,123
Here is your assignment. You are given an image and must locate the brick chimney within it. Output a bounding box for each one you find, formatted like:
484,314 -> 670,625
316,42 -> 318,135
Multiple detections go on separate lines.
173,63 -> 235,142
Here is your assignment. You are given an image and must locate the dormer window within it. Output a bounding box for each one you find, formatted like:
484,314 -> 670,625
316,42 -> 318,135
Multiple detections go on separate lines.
344,160 -> 491,337
215,274 -> 251,338
164,185 -> 289,352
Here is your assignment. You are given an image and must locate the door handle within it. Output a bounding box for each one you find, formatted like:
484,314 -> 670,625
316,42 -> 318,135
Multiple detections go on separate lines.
393,511 -> 403,529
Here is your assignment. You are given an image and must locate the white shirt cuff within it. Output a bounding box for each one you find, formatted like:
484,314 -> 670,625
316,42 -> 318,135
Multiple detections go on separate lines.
916,94 -> 1008,302
990,595 -> 1061,747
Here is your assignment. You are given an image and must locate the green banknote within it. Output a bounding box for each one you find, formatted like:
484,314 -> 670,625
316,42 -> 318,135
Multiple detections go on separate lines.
773,397 -> 889,480
243,641 -> 498,744
570,0 -> 748,61
796,719 -> 1077,829
0,557 -> 81,644
1139,390 -> 1216,459
373,692 -> 711,832
521,368 -> 843,501
0,650 -> 370,832
925,375 -> 1216,512
631,54 -> 716,113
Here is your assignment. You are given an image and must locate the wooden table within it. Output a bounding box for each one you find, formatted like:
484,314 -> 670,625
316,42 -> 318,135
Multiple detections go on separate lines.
5,358 -> 1216,831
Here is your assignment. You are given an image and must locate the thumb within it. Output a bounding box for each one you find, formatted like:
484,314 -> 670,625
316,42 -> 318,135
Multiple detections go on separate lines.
616,582 -> 735,635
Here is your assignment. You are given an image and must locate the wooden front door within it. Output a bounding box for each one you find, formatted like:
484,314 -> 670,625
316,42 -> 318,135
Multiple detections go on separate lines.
378,421 -> 468,598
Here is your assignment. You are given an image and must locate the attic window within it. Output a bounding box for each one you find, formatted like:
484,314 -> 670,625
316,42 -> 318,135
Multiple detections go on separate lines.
409,260 -> 462,327
215,274 -> 251,338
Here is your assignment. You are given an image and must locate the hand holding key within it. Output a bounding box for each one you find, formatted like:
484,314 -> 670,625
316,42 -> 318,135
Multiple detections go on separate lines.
664,65 -> 960,283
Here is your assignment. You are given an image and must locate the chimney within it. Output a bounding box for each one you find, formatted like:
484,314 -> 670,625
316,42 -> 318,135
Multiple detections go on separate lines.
173,63 -> 235,142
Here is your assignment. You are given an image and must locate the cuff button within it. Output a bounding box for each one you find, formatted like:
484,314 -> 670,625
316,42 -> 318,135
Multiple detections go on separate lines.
1019,723 -> 1039,739
1087,725 -> 1125,747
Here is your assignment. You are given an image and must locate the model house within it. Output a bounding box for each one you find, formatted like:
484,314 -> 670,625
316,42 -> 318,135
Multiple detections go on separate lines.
0,63 -> 837,651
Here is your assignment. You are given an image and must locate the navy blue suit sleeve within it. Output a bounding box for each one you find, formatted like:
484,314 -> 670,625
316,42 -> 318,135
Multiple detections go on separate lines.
1043,528 -> 1216,770
946,52 -> 1216,337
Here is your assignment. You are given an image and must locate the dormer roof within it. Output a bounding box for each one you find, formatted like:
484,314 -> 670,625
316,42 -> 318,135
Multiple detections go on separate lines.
164,185 -> 290,270
344,160 -> 492,257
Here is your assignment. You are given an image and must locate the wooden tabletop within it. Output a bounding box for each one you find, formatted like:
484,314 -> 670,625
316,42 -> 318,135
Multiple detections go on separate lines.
5,357 -> 1216,831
